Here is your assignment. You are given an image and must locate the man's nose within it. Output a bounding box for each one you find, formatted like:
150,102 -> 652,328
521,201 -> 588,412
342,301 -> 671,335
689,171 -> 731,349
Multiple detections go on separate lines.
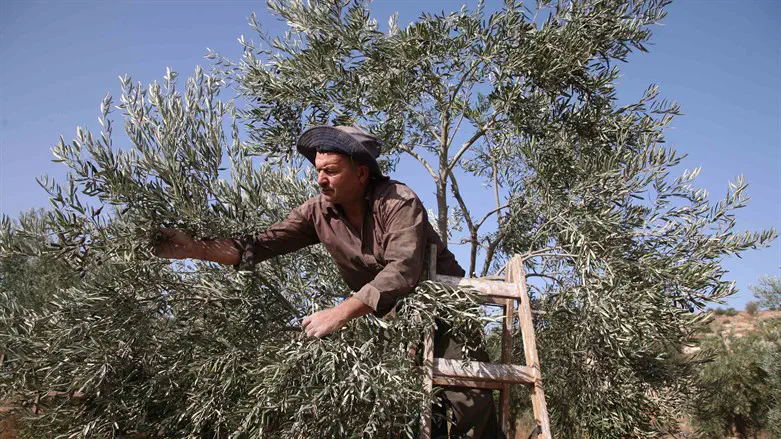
317,172 -> 328,186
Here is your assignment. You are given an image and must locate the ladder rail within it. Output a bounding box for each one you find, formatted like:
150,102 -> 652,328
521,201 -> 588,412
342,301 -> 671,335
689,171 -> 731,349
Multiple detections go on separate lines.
508,258 -> 552,439
500,296 -> 514,434
419,245 -> 437,439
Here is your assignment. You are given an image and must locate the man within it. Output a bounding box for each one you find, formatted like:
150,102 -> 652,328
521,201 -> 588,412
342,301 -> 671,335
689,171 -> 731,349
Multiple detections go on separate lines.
154,125 -> 501,438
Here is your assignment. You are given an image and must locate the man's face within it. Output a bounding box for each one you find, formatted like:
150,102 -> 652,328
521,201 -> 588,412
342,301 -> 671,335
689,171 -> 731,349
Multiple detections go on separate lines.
315,152 -> 369,205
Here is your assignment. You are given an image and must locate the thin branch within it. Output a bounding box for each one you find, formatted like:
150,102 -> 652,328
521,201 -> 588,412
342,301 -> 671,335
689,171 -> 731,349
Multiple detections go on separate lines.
475,204 -> 510,230
447,239 -> 488,250
411,109 -> 440,141
447,169 -> 475,232
447,61 -> 480,112
532,215 -> 560,241
448,126 -> 487,172
485,136 -> 502,223
480,152 -> 509,277
444,61 -> 479,147
447,117 -> 497,172
448,168 -> 479,276
524,246 -> 563,256
448,239 -> 471,246
480,229 -> 507,276
399,144 -> 437,180
447,111 -> 466,149
526,273 -> 565,286
522,252 -> 578,262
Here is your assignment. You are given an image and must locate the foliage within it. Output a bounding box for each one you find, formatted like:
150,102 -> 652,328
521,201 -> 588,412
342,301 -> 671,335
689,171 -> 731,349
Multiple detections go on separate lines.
768,334 -> 781,439
745,301 -> 759,315
216,0 -> 686,278
750,275 -> 781,310
713,307 -> 739,317
0,209 -> 81,315
2,0 -> 777,437
212,0 -> 776,436
691,319 -> 781,438
0,69 -> 491,438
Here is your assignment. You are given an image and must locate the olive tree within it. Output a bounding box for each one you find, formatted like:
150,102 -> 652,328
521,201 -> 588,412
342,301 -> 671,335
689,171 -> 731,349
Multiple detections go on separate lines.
1,0 -> 777,437
0,69 -> 489,438
217,0 -> 775,436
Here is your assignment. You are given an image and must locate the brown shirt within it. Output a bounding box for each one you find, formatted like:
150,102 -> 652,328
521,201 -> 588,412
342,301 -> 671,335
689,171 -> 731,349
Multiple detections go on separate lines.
233,179 -> 465,316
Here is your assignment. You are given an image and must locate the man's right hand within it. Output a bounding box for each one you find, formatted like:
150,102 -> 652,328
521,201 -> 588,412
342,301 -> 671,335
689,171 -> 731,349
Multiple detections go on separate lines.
153,228 -> 196,260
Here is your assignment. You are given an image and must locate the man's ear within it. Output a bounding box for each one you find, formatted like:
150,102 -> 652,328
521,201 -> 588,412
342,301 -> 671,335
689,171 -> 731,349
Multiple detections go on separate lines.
358,164 -> 370,185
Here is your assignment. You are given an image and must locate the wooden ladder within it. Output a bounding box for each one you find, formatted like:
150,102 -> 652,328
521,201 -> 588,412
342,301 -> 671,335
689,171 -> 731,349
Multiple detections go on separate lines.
420,245 -> 552,439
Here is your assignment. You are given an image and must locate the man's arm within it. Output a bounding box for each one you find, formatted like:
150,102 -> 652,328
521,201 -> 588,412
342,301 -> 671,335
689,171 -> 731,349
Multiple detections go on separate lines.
153,204 -> 319,268
298,195 -> 429,338
301,297 -> 373,338
153,228 -> 241,265
352,196 -> 428,316
156,228 -> 367,339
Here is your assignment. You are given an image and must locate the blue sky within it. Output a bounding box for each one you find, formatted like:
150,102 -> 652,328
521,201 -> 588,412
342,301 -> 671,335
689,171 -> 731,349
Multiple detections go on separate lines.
1,0 -> 779,309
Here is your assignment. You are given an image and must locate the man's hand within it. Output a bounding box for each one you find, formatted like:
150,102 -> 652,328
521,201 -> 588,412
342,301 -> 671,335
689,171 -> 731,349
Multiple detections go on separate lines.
153,228 -> 197,259
301,297 -> 374,338
301,307 -> 349,338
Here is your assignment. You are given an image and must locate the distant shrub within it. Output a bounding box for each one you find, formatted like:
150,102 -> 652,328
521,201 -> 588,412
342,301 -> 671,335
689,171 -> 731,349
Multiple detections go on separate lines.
713,308 -> 726,316
750,275 -> 781,311
725,308 -> 739,317
746,301 -> 759,315
691,320 -> 781,438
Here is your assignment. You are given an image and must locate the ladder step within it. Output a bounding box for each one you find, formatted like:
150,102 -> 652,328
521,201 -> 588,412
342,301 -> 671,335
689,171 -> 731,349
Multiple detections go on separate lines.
434,274 -> 520,300
479,295 -> 515,306
477,275 -> 505,281
432,377 -> 504,389
433,358 -> 537,385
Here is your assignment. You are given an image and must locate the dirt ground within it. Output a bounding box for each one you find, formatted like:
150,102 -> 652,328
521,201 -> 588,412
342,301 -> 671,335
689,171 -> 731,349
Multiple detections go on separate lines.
710,309 -> 781,335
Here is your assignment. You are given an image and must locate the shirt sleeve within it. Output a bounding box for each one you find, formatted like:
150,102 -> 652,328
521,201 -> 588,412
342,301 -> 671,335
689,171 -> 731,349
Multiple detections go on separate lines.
352,196 -> 427,316
232,203 -> 320,271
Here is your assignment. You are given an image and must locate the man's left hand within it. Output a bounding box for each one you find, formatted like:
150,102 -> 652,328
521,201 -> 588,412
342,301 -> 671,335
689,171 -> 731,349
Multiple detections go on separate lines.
301,307 -> 348,338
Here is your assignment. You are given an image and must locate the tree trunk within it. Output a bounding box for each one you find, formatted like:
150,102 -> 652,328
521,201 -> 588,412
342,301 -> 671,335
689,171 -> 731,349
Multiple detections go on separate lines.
481,237 -> 498,277
436,180 -> 448,248
468,231 -> 478,277
437,111 -> 450,248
